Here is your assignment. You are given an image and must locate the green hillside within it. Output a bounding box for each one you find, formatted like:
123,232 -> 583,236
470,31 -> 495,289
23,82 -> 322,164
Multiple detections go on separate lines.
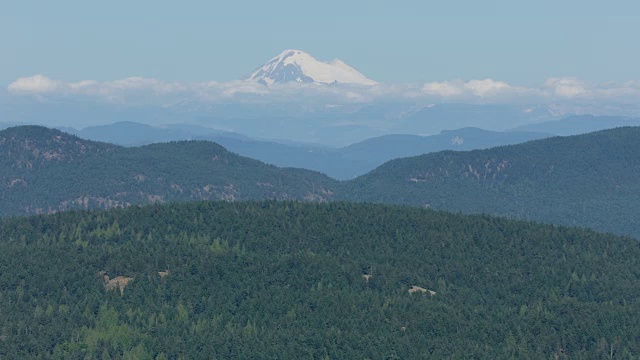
342,127 -> 640,237
2,125 -> 640,238
0,126 -> 337,216
1,201 -> 639,358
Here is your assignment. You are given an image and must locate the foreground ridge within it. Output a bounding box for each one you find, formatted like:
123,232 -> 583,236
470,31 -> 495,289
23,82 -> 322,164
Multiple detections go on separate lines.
1,200 -> 639,358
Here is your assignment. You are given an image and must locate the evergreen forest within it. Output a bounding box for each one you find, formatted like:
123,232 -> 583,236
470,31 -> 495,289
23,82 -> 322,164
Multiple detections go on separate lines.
1,201 -> 640,359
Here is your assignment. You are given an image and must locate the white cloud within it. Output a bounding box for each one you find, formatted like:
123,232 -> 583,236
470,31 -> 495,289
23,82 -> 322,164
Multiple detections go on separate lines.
68,80 -> 99,90
213,80 -> 270,97
103,77 -> 186,94
7,74 -> 640,106
543,77 -> 588,98
8,75 -> 190,98
8,75 -> 64,94
463,79 -> 513,97
422,81 -> 464,97
422,79 -> 531,99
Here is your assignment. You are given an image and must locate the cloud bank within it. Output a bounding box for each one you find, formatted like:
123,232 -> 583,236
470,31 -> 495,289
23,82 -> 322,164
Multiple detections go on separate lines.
8,75 -> 640,106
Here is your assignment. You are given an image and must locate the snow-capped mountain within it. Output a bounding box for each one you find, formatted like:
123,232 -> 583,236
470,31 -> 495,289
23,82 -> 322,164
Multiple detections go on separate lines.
246,50 -> 377,86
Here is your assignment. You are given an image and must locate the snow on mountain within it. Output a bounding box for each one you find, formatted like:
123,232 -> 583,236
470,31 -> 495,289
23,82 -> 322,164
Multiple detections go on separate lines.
246,50 -> 377,86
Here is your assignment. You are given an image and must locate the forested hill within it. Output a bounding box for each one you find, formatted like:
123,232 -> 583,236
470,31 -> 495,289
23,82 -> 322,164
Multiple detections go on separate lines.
3,125 -> 640,237
0,126 -> 338,216
2,201 -> 640,358
341,126 -> 640,237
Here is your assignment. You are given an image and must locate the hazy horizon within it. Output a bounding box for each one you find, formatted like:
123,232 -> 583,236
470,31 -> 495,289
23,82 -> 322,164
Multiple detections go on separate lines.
3,0 -> 639,85
3,1 -> 640,142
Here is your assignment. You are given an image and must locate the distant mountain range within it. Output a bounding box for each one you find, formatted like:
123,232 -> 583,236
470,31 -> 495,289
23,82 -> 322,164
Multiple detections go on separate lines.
2,125 -> 640,237
513,114 -> 640,135
4,76 -> 639,147
59,115 -> 640,180
0,95 -> 564,146
63,121 -> 252,146
64,121 -> 551,180
186,103 -> 561,145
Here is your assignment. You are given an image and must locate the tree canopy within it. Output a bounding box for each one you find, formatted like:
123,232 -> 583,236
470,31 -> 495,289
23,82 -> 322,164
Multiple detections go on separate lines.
1,201 -> 639,358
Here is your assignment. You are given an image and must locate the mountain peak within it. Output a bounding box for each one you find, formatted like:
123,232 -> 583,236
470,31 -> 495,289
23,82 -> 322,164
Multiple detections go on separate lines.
246,50 -> 377,86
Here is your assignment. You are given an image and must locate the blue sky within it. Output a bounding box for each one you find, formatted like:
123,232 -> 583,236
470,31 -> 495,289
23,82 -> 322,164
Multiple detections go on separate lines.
2,0 -> 638,86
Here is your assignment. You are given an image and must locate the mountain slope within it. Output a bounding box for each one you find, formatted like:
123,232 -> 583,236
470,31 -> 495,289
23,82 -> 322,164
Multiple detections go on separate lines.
342,127 -> 640,237
0,126 -> 337,216
332,128 -> 551,179
246,49 -> 377,85
3,125 -> 640,237
2,201 -> 640,358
